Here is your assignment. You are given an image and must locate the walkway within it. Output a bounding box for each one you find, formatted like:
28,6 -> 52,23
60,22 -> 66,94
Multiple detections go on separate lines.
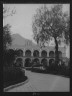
6,70 -> 70,92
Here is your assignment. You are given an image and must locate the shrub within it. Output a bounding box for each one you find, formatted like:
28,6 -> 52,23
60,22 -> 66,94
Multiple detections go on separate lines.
3,49 -> 16,67
3,67 -> 25,83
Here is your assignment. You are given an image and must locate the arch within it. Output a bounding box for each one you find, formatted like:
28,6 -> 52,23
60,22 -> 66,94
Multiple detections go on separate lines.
33,50 -> 39,57
49,51 -> 54,57
8,49 -> 15,55
49,59 -> 55,66
25,58 -> 31,67
58,51 -> 62,58
15,58 -> 23,67
32,58 -> 40,64
41,58 -> 48,66
17,49 -> 23,56
41,50 -> 47,57
25,50 -> 31,57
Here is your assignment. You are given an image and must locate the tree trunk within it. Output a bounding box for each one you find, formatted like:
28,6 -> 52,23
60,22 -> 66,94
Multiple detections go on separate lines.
54,37 -> 59,67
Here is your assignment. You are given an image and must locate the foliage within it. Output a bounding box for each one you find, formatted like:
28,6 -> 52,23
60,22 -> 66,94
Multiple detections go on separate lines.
32,4 -> 69,45
3,49 -> 16,67
3,4 -> 16,50
3,4 -> 16,19
32,4 -> 70,65
3,67 -> 24,82
3,24 -> 12,51
3,5 -> 16,67
7,49 -> 16,66
3,67 -> 27,88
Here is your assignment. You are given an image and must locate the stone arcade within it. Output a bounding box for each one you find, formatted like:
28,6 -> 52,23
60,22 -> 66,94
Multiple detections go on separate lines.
14,40 -> 66,67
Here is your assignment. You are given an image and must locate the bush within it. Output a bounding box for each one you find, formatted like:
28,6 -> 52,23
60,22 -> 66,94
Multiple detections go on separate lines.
31,64 -> 69,78
3,67 -> 27,88
31,67 -> 46,73
3,49 -> 16,67
32,63 -> 43,67
3,67 -> 25,83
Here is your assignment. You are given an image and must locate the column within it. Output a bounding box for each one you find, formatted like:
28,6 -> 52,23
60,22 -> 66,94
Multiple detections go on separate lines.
47,50 -> 49,57
23,48 -> 25,57
31,48 -> 33,57
23,59 -> 25,68
39,49 -> 41,57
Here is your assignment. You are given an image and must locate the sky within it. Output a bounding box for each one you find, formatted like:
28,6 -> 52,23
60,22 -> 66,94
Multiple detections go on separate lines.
3,4 -> 70,58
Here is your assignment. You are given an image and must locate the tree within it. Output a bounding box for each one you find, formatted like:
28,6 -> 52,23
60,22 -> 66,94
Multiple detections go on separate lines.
3,24 -> 12,50
3,4 -> 16,67
3,4 -> 16,50
32,4 -> 70,66
3,4 -> 16,19
3,24 -> 12,67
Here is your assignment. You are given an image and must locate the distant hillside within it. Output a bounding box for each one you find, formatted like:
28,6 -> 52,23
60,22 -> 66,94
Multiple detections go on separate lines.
9,33 -> 36,49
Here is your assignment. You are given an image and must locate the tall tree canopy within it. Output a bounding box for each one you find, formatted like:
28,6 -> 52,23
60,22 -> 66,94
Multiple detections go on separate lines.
3,4 -> 16,19
3,4 -> 16,50
32,4 -> 70,65
3,24 -> 12,50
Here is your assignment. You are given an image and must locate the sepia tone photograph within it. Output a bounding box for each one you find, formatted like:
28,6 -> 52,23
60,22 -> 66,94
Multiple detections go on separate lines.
3,3 -> 70,92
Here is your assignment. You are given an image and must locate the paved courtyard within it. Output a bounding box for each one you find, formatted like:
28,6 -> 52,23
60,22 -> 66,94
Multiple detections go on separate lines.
6,70 -> 70,92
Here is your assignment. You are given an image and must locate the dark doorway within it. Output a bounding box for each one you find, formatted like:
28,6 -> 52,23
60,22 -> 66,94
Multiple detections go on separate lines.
33,50 -> 39,57
41,50 -> 47,57
49,51 -> 54,57
49,59 -> 55,67
32,58 -> 40,67
17,49 -> 23,56
32,58 -> 40,64
15,58 -> 23,67
25,58 -> 31,67
25,50 -> 31,57
41,58 -> 48,67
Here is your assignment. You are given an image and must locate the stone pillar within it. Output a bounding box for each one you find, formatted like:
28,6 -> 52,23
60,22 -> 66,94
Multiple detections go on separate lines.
39,49 -> 41,57
23,59 -> 25,68
31,49 -> 33,57
47,50 -> 49,57
23,48 -> 25,57
64,46 -> 66,57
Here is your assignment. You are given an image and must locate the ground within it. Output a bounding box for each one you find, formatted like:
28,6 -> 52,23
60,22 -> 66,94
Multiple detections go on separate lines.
6,70 -> 70,92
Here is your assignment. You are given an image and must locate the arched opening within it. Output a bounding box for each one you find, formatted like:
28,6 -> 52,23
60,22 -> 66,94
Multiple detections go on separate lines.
17,49 -> 23,56
49,51 -> 54,57
25,58 -> 31,67
25,50 -> 31,57
32,58 -> 40,67
41,50 -> 47,57
33,50 -> 39,57
58,51 -> 62,58
32,58 -> 40,65
41,58 -> 48,66
49,59 -> 55,67
15,58 -> 23,67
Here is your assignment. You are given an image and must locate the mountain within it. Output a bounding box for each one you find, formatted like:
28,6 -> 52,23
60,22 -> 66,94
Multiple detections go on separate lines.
9,33 -> 36,49
11,33 -> 28,45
